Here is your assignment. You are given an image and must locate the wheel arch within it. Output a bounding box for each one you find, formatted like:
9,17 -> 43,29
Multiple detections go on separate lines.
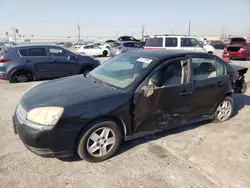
74,115 -> 127,154
79,64 -> 95,74
7,67 -> 36,80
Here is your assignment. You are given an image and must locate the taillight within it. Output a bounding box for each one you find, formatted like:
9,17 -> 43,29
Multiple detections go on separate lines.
0,58 -> 12,63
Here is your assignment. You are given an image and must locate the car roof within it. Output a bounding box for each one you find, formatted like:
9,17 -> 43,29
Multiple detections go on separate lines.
123,50 -> 212,60
12,44 -> 59,49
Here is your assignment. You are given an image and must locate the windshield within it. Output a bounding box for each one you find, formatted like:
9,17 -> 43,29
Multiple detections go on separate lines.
89,54 -> 155,89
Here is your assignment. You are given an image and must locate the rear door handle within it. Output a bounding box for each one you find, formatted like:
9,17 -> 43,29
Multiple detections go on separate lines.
217,81 -> 225,87
179,91 -> 192,96
25,60 -> 31,63
53,60 -> 59,63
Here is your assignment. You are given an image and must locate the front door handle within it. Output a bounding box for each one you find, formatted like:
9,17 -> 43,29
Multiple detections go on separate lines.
217,81 -> 225,87
25,60 -> 31,63
179,91 -> 192,96
53,60 -> 59,63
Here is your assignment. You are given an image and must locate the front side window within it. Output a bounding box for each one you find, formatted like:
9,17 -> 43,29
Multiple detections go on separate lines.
49,48 -> 70,57
181,38 -> 201,47
27,48 -> 47,56
149,59 -> 187,87
89,54 -> 156,89
191,58 -> 218,81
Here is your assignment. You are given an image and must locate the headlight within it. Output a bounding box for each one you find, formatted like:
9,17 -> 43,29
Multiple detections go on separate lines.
27,107 -> 64,126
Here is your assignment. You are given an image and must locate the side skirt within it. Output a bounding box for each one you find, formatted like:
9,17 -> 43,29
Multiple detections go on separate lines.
124,115 -> 215,141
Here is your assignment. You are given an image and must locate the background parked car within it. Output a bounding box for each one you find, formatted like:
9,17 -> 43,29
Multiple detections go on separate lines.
110,41 -> 144,56
0,44 -> 100,83
76,43 -> 110,57
222,37 -> 250,61
199,41 -> 215,54
210,40 -> 227,49
117,36 -> 140,42
145,35 -> 206,53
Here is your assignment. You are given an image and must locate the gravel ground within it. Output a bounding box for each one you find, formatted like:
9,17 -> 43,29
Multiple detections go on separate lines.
1,52 -> 250,188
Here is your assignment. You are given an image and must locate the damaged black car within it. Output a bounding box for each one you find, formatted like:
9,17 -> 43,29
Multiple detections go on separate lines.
13,50 -> 243,162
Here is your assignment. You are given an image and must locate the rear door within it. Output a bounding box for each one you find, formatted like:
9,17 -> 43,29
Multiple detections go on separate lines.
19,47 -> 53,79
188,55 -> 229,119
47,47 -> 80,77
164,37 -> 178,50
181,38 -> 205,52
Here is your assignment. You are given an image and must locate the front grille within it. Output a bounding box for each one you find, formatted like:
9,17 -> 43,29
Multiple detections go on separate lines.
227,46 -> 241,52
16,103 -> 27,124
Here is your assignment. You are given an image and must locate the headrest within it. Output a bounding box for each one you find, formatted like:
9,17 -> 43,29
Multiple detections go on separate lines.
200,62 -> 214,72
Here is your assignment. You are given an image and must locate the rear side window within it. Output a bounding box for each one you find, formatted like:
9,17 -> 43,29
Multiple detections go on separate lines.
165,38 -> 177,47
132,43 -> 143,48
111,42 -> 120,48
145,38 -> 163,47
123,43 -> 133,47
19,49 -> 28,56
28,48 -> 47,56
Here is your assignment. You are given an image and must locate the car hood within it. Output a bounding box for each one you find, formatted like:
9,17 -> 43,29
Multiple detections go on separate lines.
20,75 -> 131,116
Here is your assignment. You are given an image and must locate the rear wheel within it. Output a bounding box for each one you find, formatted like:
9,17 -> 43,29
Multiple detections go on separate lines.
102,50 -> 108,57
80,67 -> 93,75
214,96 -> 234,123
77,120 -> 122,162
10,70 -> 34,83
247,54 -> 250,61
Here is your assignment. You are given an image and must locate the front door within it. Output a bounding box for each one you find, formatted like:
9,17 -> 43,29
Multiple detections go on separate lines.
188,55 -> 229,119
181,37 -> 205,52
133,57 -> 193,134
47,47 -> 79,77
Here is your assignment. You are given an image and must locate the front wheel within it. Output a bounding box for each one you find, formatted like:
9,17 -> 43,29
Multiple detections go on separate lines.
214,96 -> 234,123
77,120 -> 122,162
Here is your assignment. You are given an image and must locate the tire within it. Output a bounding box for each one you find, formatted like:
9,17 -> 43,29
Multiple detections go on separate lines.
10,71 -> 33,83
80,67 -> 93,75
77,120 -> 122,162
247,54 -> 250,61
214,96 -> 234,123
102,50 -> 108,57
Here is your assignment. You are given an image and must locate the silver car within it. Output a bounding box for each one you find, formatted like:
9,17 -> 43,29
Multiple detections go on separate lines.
110,41 -> 144,56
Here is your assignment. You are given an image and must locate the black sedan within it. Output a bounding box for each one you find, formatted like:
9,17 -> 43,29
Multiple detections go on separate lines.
13,50 -> 237,162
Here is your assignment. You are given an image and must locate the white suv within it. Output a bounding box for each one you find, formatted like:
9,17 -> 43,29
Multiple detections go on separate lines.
145,35 -> 206,53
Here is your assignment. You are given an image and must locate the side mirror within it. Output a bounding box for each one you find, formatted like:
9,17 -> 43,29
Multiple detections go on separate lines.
142,85 -> 155,97
68,54 -> 77,60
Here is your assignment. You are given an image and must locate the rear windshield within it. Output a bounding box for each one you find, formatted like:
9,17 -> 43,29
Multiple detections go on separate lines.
111,42 -> 120,48
230,38 -> 246,44
145,37 -> 163,47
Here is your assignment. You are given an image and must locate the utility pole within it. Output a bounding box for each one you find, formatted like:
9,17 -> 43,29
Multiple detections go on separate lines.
77,20 -> 81,41
221,26 -> 225,39
188,20 -> 191,36
141,23 -> 145,41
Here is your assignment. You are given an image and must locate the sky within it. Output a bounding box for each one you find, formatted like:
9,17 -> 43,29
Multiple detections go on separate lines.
0,0 -> 250,39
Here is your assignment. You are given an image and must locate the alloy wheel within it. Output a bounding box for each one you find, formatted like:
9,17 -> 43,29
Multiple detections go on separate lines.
86,127 -> 116,157
216,101 -> 232,121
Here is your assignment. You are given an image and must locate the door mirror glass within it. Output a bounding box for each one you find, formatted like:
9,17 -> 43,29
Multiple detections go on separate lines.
67,54 -> 77,60
142,85 -> 155,97
199,41 -> 204,47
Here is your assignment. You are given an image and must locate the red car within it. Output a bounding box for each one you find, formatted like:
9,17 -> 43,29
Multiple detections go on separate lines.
222,37 -> 250,61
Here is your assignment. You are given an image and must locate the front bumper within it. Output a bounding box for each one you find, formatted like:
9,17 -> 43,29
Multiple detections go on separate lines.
13,105 -> 80,158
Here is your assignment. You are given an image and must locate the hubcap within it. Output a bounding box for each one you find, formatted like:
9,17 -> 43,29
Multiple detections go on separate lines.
216,101 -> 232,121
18,75 -> 28,82
87,127 -> 116,157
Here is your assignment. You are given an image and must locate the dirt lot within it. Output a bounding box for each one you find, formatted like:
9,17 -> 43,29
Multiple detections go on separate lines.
0,56 -> 250,188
